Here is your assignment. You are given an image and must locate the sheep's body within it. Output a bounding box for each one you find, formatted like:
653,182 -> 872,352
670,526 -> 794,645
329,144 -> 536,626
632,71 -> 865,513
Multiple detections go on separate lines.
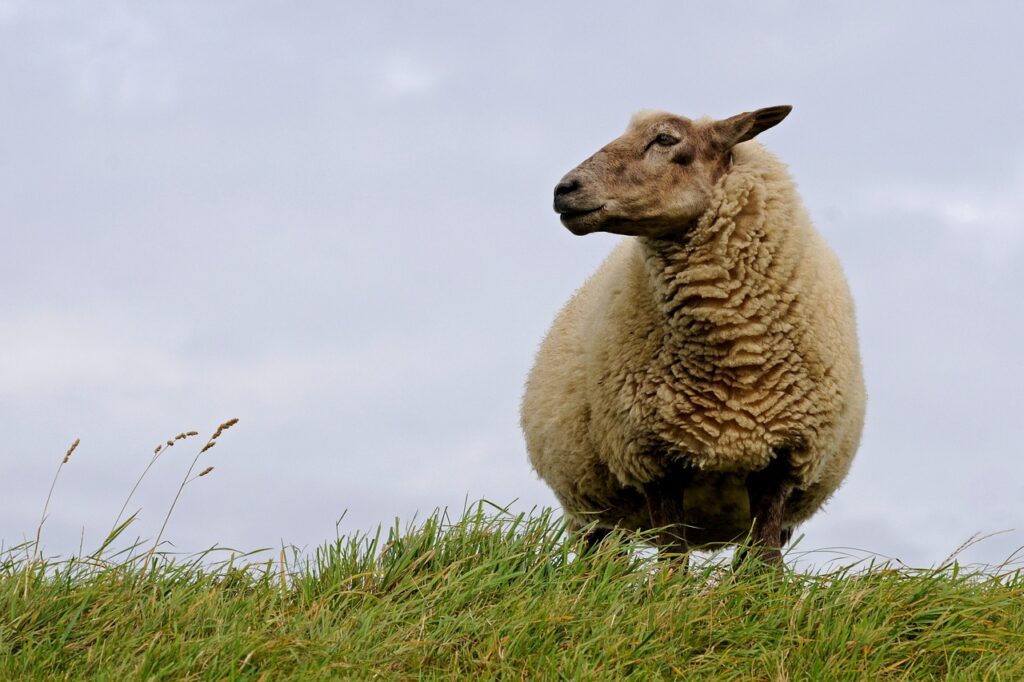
522,140 -> 865,547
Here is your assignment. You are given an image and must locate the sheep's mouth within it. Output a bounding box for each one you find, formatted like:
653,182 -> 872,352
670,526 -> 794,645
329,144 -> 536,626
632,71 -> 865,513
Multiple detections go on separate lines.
558,205 -> 606,234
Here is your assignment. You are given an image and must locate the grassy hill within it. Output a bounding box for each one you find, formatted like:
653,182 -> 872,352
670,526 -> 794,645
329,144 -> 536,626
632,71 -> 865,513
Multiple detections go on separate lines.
3,505 -> 1023,680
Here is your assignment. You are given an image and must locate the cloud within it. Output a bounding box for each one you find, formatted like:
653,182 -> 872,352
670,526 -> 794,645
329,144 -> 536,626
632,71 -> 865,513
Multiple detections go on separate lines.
0,307 -> 492,420
860,163 -> 1024,265
379,53 -> 440,98
0,0 -> 22,25
0,309 -> 187,399
44,5 -> 180,112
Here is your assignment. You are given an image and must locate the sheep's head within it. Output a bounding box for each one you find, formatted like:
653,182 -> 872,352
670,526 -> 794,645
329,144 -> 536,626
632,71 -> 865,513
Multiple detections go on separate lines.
554,105 -> 791,239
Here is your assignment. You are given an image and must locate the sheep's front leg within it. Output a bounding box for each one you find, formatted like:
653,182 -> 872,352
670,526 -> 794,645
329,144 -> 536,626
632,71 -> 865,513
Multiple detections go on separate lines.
650,467 -> 691,556
568,516 -> 614,554
743,454 -> 794,567
580,525 -> 613,553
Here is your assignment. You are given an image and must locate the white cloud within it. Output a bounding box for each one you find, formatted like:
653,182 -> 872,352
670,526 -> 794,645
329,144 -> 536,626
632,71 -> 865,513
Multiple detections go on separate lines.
0,0 -> 22,25
0,309 -> 187,398
0,308 -> 491,418
379,54 -> 440,98
59,6 -> 179,112
861,164 -> 1024,265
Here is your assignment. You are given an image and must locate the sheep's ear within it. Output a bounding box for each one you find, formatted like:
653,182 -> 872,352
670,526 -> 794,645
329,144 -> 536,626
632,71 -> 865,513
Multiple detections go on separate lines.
713,105 -> 792,149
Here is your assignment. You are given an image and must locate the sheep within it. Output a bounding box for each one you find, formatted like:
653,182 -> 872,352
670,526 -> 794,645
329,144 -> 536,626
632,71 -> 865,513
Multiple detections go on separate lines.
521,105 -> 865,565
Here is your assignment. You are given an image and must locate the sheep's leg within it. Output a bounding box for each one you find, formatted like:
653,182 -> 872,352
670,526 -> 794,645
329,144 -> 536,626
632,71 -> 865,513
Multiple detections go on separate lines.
742,454 -> 794,567
732,528 -> 794,569
650,467 -> 691,557
580,525 -> 613,553
568,517 -> 614,554
780,526 -> 793,547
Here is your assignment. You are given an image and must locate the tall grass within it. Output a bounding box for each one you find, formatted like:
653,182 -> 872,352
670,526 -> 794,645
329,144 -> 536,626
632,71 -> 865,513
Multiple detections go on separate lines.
3,428 -> 1023,679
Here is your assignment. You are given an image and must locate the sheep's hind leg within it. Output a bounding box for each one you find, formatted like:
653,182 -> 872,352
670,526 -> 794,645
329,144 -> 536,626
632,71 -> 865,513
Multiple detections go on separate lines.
741,453 -> 794,568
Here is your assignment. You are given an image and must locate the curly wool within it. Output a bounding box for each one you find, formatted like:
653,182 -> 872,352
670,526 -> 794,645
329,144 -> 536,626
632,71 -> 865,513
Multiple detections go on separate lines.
521,141 -> 865,543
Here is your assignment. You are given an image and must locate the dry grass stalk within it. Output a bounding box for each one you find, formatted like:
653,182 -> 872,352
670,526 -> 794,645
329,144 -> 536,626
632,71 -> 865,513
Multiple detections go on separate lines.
34,438 -> 81,556
27,437 -> 81,595
279,548 -> 288,595
105,429 -> 201,551
143,419 -> 238,576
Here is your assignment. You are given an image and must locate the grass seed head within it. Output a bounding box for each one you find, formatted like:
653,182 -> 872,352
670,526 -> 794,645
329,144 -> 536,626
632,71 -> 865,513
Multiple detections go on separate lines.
212,418 -> 239,441
201,442 -> 216,454
63,438 -> 81,464
198,466 -> 214,477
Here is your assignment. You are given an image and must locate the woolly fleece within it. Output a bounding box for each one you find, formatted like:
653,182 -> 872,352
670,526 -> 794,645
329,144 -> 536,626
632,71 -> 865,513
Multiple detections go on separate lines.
521,140 -> 865,547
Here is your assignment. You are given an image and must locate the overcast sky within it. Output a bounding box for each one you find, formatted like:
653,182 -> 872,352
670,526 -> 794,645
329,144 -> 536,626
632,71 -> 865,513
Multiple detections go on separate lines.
2,1 -> 1022,568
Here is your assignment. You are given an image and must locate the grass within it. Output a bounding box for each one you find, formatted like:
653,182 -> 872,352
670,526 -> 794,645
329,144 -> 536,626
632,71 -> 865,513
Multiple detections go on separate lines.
4,428 -> 1024,679
3,506 -> 1024,680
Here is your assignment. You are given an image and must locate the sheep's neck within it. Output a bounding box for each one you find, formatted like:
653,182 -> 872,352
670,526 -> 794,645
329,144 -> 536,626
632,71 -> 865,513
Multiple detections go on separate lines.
637,179 -> 802,395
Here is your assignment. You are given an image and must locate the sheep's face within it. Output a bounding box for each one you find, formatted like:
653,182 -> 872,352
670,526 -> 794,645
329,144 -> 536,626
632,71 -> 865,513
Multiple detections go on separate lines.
554,106 -> 791,239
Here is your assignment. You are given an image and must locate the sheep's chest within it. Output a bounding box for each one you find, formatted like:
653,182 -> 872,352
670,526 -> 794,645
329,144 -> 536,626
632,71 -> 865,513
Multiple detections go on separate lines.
629,355 -> 800,474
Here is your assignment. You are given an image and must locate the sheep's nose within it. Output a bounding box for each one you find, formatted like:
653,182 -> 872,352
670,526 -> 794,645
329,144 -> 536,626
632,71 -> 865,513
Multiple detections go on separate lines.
554,177 -> 581,199
554,174 -> 586,213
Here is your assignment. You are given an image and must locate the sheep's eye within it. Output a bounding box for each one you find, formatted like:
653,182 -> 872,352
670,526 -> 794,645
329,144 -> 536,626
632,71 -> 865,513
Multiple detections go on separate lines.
654,133 -> 679,147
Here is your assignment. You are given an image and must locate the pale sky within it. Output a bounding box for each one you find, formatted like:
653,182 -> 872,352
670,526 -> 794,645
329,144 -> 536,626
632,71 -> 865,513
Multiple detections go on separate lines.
2,1 -> 1022,568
